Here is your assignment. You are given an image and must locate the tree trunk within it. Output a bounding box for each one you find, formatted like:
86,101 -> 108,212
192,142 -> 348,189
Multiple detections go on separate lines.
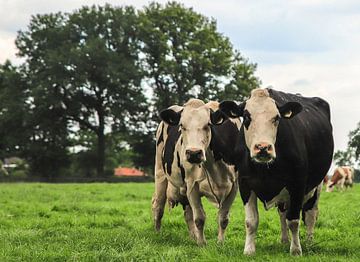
96,110 -> 105,177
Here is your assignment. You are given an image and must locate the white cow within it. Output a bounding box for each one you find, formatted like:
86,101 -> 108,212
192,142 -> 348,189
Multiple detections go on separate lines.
152,98 -> 241,245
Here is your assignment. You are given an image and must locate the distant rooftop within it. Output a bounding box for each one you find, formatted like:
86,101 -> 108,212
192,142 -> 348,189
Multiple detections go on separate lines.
114,167 -> 146,177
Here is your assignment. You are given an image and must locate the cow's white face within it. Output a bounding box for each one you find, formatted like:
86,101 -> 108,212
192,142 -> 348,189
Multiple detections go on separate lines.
242,91 -> 280,163
160,99 -> 227,165
220,89 -> 302,164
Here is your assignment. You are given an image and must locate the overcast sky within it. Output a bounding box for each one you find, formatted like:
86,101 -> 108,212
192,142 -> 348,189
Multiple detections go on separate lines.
1,0 -> 359,152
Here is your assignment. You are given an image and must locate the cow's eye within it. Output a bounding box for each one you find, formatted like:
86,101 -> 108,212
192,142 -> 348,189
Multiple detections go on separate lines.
203,124 -> 210,131
243,113 -> 251,129
180,124 -> 186,131
272,115 -> 280,124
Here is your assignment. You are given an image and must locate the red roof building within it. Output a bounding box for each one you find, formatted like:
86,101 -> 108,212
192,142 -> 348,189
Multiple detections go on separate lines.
114,167 -> 146,177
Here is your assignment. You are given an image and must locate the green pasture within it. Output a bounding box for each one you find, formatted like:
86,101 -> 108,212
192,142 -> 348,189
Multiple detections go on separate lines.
0,183 -> 359,261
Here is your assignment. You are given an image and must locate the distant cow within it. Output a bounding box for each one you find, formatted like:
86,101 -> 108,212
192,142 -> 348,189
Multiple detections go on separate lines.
326,166 -> 354,192
152,99 -> 241,245
220,88 -> 334,256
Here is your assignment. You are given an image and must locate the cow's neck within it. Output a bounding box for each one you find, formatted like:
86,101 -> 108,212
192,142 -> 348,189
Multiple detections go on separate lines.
203,148 -> 236,186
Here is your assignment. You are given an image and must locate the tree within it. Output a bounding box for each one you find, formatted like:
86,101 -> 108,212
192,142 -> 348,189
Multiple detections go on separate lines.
348,122 -> 360,161
139,1 -> 260,112
16,5 -> 148,177
333,122 -> 360,168
0,61 -> 29,158
333,149 -> 354,167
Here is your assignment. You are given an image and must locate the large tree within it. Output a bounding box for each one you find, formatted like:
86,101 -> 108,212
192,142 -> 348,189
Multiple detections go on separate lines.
139,1 -> 260,111
0,61 -> 29,158
16,5 -> 148,176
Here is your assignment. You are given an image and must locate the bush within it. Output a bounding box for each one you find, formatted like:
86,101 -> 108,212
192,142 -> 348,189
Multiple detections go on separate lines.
11,170 -> 28,179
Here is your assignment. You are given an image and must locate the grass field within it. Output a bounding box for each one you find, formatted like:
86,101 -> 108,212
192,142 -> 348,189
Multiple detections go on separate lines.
0,183 -> 359,261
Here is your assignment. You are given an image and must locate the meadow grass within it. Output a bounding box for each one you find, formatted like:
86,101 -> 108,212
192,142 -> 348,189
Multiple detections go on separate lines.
0,182 -> 359,261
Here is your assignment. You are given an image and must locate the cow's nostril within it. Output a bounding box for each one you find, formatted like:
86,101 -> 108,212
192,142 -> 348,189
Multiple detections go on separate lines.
186,149 -> 203,164
254,143 -> 273,153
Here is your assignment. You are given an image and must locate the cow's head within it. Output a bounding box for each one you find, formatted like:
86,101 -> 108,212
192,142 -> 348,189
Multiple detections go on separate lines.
160,99 -> 227,165
220,88 -> 302,164
326,180 -> 335,192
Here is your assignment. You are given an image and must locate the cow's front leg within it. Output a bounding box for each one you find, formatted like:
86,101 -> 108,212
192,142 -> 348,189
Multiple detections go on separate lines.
244,191 -> 258,255
287,187 -> 305,256
187,182 -> 206,246
183,205 -> 197,240
151,170 -> 168,232
277,204 -> 289,244
217,181 -> 238,243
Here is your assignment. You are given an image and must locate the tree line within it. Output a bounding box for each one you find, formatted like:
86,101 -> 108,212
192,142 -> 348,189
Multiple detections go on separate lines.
0,2 -> 259,179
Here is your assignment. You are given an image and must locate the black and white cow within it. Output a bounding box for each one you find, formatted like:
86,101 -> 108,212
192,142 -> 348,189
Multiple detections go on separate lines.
152,99 -> 241,245
220,88 -> 334,255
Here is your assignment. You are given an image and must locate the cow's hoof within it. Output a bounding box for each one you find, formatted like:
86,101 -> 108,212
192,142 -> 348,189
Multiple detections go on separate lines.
217,237 -> 224,245
243,247 -> 256,256
281,237 -> 289,244
189,231 -> 197,240
290,246 -> 302,256
154,221 -> 161,232
197,239 -> 207,247
306,234 -> 314,243
243,249 -> 255,256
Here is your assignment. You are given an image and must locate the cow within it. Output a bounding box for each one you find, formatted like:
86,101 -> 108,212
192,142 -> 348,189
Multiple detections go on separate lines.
152,99 -> 241,245
220,88 -> 334,256
326,166 -> 354,192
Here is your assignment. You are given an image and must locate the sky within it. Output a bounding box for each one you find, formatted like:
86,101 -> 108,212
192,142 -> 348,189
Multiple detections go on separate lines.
1,0 -> 359,152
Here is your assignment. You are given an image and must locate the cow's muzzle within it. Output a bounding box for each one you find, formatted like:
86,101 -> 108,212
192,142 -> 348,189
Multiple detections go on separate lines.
185,149 -> 204,164
252,143 -> 275,164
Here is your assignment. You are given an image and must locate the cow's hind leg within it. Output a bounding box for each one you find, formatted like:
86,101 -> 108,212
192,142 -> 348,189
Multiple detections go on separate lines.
286,184 -> 305,256
278,203 -> 289,244
303,184 -> 322,242
217,181 -> 238,243
152,170 -> 168,232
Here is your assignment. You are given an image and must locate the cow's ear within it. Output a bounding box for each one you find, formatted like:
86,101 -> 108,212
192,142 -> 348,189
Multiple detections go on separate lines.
278,102 -> 302,119
210,110 -> 228,125
219,100 -> 245,118
159,108 -> 182,126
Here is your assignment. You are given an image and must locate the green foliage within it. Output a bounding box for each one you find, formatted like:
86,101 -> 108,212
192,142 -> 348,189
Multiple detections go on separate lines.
333,148 -> 355,166
139,1 -> 259,111
0,183 -> 359,261
0,61 -> 29,158
334,121 -> 360,168
348,122 -> 360,160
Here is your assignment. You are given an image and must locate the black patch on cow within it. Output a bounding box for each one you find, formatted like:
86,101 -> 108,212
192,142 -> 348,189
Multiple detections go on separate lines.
278,202 -> 287,212
302,188 -> 318,213
156,124 -> 164,146
162,125 -> 181,176
180,196 -> 190,210
220,218 -> 229,229
301,187 -> 319,225
177,151 -> 186,181
209,119 -> 242,166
